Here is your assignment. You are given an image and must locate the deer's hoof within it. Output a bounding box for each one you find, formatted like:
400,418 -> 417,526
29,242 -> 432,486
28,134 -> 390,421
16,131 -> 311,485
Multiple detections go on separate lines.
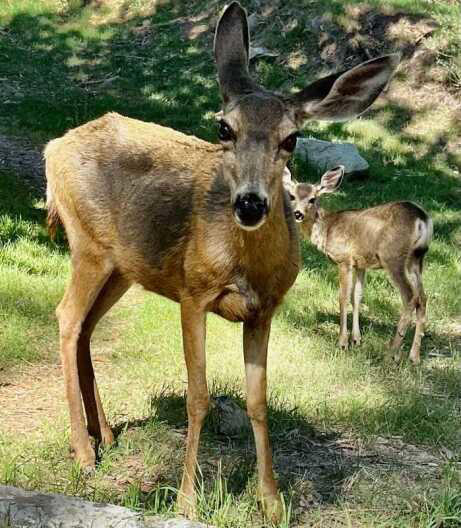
351,334 -> 361,347
261,493 -> 283,524
338,336 -> 349,350
101,427 -> 115,447
73,444 -> 96,471
177,492 -> 197,520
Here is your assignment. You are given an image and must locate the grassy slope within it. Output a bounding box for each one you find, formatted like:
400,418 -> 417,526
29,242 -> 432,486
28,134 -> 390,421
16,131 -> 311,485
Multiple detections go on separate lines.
0,1 -> 460,527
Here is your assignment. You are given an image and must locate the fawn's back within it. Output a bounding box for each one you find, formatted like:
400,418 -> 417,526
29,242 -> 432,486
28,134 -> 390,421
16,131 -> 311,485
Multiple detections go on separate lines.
319,201 -> 432,270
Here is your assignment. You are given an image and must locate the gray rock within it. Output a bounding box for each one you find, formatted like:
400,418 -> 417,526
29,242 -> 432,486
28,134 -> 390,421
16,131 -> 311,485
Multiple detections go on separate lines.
0,486 -> 211,528
295,137 -> 369,176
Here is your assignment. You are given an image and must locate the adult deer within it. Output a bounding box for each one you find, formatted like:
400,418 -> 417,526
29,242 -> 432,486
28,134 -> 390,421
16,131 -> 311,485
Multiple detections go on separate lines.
286,166 -> 432,364
45,2 -> 399,521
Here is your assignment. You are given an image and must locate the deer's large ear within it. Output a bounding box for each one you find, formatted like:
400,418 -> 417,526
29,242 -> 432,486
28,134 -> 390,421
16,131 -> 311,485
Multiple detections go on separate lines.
288,54 -> 400,125
214,2 -> 257,103
317,166 -> 345,195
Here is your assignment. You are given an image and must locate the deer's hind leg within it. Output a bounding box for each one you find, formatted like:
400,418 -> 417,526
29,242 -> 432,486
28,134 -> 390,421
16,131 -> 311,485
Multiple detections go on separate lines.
78,270 -> 131,446
384,259 -> 417,363
57,247 -> 114,469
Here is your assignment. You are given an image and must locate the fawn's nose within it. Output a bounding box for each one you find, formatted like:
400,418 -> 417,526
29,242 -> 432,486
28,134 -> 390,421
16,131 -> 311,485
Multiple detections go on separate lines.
233,192 -> 269,229
294,210 -> 304,222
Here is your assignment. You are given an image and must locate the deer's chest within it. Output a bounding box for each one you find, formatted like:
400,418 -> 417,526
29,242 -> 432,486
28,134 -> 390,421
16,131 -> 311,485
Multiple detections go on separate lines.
186,222 -> 299,322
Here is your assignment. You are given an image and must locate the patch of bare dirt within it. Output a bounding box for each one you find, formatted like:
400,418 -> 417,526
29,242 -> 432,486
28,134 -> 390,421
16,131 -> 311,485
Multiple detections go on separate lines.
0,287 -> 142,436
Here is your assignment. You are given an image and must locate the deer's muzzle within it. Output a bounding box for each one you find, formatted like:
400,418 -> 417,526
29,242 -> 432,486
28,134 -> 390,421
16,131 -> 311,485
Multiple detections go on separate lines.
294,210 -> 304,222
233,192 -> 269,230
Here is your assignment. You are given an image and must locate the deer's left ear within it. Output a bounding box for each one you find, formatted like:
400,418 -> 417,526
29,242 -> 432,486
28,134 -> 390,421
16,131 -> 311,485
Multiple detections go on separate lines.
214,2 -> 258,103
317,166 -> 345,195
287,54 -> 400,125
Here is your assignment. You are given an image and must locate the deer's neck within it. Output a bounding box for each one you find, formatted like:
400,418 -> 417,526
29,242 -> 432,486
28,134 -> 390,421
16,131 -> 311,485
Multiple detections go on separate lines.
301,207 -> 331,254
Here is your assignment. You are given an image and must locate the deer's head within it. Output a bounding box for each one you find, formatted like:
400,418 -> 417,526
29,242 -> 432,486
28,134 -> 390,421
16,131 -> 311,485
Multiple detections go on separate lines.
287,166 -> 345,223
214,2 -> 398,231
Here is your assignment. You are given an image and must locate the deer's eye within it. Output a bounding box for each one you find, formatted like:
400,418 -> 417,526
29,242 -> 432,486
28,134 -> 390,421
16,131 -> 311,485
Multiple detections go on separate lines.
308,197 -> 316,204
218,120 -> 235,142
289,193 -> 296,201
280,132 -> 299,153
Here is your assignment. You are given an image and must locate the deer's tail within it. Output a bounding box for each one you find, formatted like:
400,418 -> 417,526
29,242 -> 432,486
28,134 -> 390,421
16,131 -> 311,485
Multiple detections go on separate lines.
44,140 -> 62,241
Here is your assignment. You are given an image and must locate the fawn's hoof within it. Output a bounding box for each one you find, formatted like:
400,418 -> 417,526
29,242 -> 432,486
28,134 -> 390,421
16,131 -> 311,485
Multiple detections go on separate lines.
409,353 -> 421,366
338,336 -> 349,350
351,334 -> 361,347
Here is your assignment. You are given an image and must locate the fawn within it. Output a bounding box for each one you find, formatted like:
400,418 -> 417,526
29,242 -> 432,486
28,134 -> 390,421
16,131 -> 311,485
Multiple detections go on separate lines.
285,166 -> 432,364
44,2 -> 399,520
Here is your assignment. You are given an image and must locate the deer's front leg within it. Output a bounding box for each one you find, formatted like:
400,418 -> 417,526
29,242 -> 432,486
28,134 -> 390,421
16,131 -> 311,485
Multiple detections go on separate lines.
177,299 -> 208,519
352,269 -> 365,346
243,318 -> 282,523
338,263 -> 353,350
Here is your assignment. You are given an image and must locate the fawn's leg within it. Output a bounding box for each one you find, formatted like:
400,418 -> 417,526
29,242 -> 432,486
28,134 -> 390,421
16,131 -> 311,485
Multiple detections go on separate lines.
409,259 -> 427,365
338,263 -> 354,349
78,271 -> 131,445
385,260 -> 416,362
57,253 -> 113,468
352,269 -> 365,346
177,298 -> 208,519
243,317 -> 282,524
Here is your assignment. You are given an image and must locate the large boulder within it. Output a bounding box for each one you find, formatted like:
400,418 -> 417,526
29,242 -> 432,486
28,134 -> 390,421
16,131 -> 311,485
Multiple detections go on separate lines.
295,138 -> 369,178
0,486 -> 211,528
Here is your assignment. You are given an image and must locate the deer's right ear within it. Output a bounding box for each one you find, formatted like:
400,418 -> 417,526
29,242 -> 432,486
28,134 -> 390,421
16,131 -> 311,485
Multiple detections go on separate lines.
214,2 -> 257,103
318,166 -> 345,195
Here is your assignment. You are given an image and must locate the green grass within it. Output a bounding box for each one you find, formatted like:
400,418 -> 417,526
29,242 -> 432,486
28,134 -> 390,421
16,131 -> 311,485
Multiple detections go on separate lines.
0,1 -> 460,527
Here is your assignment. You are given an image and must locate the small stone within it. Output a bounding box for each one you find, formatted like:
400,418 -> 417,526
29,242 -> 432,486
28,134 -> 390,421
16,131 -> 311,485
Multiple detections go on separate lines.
249,46 -> 279,61
211,396 -> 251,437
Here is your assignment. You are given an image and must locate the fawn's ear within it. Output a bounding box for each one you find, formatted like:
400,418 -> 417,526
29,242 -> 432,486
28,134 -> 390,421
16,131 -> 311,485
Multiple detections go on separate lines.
282,166 -> 294,190
287,54 -> 400,125
214,2 -> 257,103
317,166 -> 345,195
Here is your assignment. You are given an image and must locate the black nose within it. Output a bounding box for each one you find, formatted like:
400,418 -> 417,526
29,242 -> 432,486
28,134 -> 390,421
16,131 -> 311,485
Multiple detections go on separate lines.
294,210 -> 304,222
233,193 -> 268,227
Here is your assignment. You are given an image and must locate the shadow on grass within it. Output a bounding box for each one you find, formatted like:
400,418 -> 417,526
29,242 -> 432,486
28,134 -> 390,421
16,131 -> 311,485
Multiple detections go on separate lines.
107,382 -> 456,521
0,170 -> 67,251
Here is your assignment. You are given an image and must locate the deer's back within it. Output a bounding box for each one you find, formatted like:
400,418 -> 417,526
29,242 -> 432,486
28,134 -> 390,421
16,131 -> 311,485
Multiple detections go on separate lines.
45,113 -> 223,297
324,201 -> 431,268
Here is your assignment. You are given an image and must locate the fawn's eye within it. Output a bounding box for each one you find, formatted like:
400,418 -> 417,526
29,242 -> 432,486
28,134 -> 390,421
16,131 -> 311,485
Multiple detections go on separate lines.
289,193 -> 296,201
280,132 -> 298,153
308,197 -> 316,204
218,120 -> 235,142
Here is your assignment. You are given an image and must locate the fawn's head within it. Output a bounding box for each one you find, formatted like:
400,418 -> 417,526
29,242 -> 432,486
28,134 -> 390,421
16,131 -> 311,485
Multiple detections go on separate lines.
287,166 -> 345,223
214,2 -> 399,230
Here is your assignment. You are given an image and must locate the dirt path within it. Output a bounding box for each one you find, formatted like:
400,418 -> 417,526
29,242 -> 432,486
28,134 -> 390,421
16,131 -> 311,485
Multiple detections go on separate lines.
0,287 -> 144,436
